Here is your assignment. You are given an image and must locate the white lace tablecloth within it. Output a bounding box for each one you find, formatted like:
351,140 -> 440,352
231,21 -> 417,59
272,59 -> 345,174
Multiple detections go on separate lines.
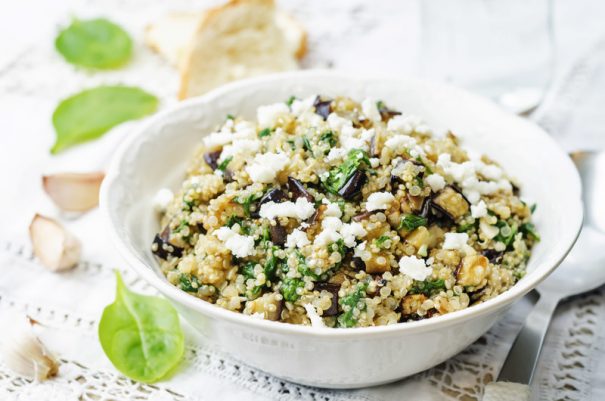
1,1 -> 605,400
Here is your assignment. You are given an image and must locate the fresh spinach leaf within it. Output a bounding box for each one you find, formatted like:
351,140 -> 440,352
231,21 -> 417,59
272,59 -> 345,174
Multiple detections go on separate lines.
217,156 -> 232,172
409,279 -> 446,296
302,135 -> 313,155
285,96 -> 296,106
398,214 -> 427,231
235,193 -> 262,217
322,149 -> 371,194
280,277 -> 305,303
337,282 -> 368,328
55,18 -> 132,69
51,86 -> 158,154
374,235 -> 391,249
98,271 -> 184,383
258,128 -> 271,138
320,131 -> 337,147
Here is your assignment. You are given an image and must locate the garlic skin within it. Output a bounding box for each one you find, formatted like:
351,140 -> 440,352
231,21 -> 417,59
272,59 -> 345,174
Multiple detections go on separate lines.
42,172 -> 104,212
29,214 -> 81,271
0,315 -> 59,381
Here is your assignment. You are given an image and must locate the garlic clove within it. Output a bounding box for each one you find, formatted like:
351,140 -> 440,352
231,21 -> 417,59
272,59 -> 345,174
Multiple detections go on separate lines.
0,315 -> 59,381
29,214 -> 81,271
42,172 -> 105,212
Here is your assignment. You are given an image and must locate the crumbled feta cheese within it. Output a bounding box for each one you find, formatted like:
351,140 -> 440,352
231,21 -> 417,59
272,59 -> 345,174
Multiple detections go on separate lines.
340,222 -> 367,247
291,96 -> 315,116
285,229 -> 310,249
327,113 -> 352,131
257,103 -> 290,128
326,147 -> 347,162
384,134 -> 425,157
361,98 -> 381,122
214,226 -> 255,258
471,200 -> 488,218
387,115 -> 431,135
259,197 -> 316,220
425,173 -> 446,192
366,192 -> 395,211
303,304 -> 326,328
342,136 -> 369,152
442,233 -> 469,251
220,139 -> 261,161
369,158 -> 380,168
313,217 -> 343,247
398,256 -> 432,281
322,198 -> 343,218
246,152 -> 289,183
354,241 -> 367,258
152,188 -> 173,213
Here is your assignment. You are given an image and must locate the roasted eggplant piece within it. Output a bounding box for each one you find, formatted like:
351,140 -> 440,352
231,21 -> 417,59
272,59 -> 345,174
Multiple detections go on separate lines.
270,222 -> 287,247
152,226 -> 184,259
313,96 -> 332,120
314,282 -> 340,316
377,102 -> 402,121
203,150 -> 222,170
352,210 -> 377,222
431,186 -> 470,220
338,170 -> 367,200
287,177 -> 314,202
482,249 -> 504,264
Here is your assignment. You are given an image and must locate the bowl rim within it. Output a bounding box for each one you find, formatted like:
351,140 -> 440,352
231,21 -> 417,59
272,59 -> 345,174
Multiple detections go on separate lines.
100,70 -> 583,339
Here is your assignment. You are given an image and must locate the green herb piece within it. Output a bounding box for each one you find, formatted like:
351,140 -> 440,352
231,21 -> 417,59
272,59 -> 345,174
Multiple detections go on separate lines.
456,222 -> 476,233
302,135 -> 313,155
297,251 -> 320,279
217,156 -> 232,172
173,219 -> 188,233
280,277 -> 305,303
55,18 -> 132,69
409,279 -> 446,296
376,100 -> 386,110
520,222 -> 540,241
98,271 -> 184,383
398,214 -> 427,231
286,96 -> 296,106
287,139 -> 296,150
226,215 -> 243,228
178,274 -> 200,292
182,199 -> 195,212
226,114 -> 235,120
235,193 -> 262,217
320,131 -> 337,147
239,261 -> 257,281
322,149 -> 371,195
374,235 -> 391,249
263,247 -> 281,282
258,128 -> 271,138
494,221 -> 518,247
337,282 -> 368,328
530,203 -> 537,214
51,85 -> 158,154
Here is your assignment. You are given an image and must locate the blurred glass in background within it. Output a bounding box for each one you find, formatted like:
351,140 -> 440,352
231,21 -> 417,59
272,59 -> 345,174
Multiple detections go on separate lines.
420,0 -> 554,113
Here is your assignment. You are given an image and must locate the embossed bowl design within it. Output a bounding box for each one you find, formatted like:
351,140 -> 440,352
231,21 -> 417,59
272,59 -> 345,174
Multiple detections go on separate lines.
101,71 -> 582,388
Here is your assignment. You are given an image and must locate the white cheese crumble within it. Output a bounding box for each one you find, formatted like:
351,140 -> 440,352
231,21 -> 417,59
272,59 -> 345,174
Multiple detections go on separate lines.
285,229 -> 311,249
437,153 -> 512,204
369,158 -> 380,168
290,96 -> 315,116
303,303 -> 326,328
245,152 -> 289,183
214,226 -> 255,258
384,134 -> 425,157
471,200 -> 488,218
361,98 -> 382,122
259,197 -> 316,220
322,198 -> 343,218
340,222 -> 367,247
425,173 -> 446,192
257,103 -> 290,128
327,113 -> 352,131
480,221 -> 500,239
387,115 -> 431,135
398,256 -> 432,281
442,232 -> 476,255
326,147 -> 347,162
366,192 -> 395,211
220,139 -> 261,161
152,188 -> 173,213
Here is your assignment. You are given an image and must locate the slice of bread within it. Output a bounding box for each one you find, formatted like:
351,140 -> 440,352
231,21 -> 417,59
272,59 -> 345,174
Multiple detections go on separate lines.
144,0 -> 307,99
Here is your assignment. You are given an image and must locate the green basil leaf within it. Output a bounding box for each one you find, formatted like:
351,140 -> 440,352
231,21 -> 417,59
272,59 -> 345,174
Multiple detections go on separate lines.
55,18 -> 132,69
51,86 -> 158,154
99,271 -> 184,383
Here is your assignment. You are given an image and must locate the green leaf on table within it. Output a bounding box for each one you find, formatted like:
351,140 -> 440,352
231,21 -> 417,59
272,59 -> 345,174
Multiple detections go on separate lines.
51,85 -> 158,154
98,271 -> 184,383
55,18 -> 132,69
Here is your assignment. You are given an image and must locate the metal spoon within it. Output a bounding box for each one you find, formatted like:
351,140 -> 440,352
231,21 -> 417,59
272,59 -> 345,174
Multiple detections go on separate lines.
497,150 -> 605,384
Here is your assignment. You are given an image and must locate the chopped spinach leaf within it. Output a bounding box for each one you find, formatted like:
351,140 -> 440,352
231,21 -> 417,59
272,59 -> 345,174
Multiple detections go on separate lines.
320,131 -> 337,147
281,277 -> 304,303
217,156 -> 232,172
226,114 -> 235,120
258,128 -> 271,138
321,149 -> 371,195
374,235 -> 391,249
398,214 -> 427,231
520,222 -> 540,241
286,95 -> 296,106
302,135 -> 313,155
235,193 -> 262,217
337,282 -> 368,328
409,279 -> 446,296
178,274 -> 200,292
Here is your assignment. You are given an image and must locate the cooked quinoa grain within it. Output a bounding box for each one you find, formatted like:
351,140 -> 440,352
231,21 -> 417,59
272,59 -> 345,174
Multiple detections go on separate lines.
152,95 -> 538,328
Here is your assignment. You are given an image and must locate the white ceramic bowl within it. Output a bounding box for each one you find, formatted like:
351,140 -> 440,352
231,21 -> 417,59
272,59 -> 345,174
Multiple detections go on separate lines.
101,71 -> 582,389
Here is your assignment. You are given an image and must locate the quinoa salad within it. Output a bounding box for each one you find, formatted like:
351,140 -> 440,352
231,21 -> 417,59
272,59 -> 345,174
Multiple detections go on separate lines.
151,95 -> 539,328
